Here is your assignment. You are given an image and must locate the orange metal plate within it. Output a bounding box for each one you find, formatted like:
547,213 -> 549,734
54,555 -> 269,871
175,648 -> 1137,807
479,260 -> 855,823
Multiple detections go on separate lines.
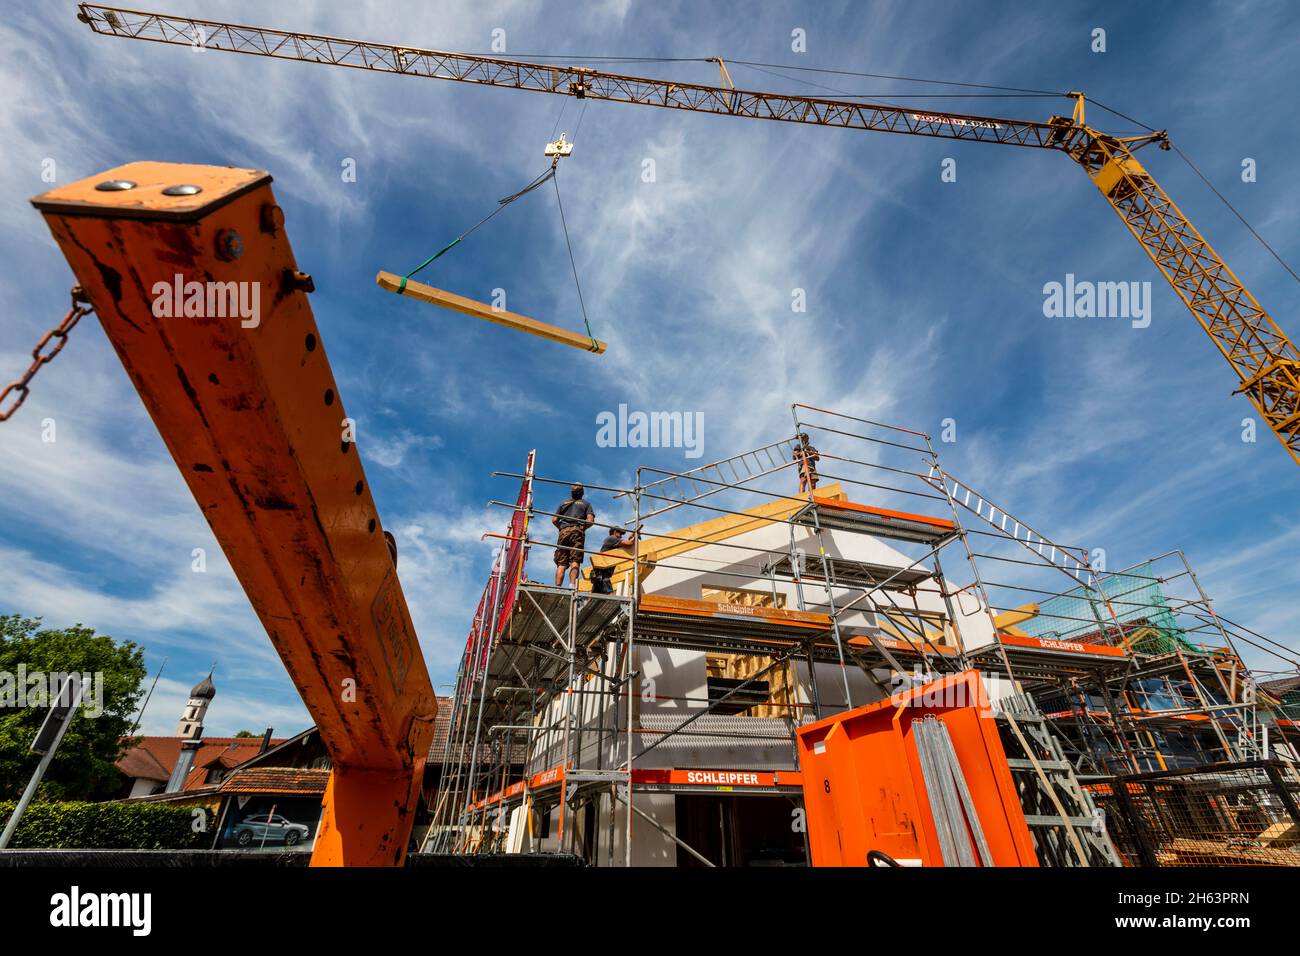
32,161 -> 271,221
848,634 -> 960,655
631,768 -> 803,789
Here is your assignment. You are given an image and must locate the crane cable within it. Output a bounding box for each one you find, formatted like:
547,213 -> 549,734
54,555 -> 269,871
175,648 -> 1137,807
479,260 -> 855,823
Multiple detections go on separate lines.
652,51 -> 1300,292
550,99 -> 598,351
730,59 -> 1064,98
1170,144 -> 1300,285
708,63 -> 1300,289
551,170 -> 598,352
505,50 -> 1062,96
397,96 -> 598,349
397,166 -> 556,292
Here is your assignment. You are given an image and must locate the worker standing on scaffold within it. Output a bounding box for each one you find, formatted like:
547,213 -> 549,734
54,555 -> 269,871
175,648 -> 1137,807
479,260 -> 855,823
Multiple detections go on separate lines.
553,483 -> 596,588
794,433 -> 821,495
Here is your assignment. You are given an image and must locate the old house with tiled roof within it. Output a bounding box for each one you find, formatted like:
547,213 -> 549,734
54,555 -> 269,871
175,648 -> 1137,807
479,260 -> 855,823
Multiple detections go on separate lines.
117,735 -> 285,799
114,670 -> 287,799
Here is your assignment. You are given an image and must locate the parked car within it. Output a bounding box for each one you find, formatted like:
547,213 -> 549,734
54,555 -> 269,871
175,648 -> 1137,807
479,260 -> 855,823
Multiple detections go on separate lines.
232,813 -> 310,847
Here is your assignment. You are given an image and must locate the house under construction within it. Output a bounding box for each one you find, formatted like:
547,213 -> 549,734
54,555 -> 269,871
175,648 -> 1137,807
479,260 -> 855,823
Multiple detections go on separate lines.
426,404 -> 1300,867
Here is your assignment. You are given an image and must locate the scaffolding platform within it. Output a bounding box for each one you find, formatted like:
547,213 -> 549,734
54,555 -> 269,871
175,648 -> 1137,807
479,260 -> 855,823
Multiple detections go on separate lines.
766,553 -> 936,592
792,497 -> 958,544
1058,707 -> 1225,733
469,764 -> 805,812
507,583 -> 631,647
432,409 -> 1285,861
974,632 -> 1132,686
632,593 -> 831,657
476,584 -> 631,722
631,590 -> 964,667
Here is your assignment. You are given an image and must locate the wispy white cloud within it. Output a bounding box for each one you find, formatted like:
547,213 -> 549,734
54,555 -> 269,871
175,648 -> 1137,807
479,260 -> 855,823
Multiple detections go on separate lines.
362,430 -> 443,469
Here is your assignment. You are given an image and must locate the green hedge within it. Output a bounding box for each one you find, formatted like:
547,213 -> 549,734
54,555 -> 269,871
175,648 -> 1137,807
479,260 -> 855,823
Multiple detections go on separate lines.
0,800 -> 212,850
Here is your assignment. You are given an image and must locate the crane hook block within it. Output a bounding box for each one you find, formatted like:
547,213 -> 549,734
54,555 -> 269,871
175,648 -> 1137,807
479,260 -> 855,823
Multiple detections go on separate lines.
545,133 -> 575,160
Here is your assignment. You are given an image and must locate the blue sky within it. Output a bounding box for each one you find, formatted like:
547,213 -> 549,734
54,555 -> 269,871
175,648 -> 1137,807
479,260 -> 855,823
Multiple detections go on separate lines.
1,0 -> 1297,735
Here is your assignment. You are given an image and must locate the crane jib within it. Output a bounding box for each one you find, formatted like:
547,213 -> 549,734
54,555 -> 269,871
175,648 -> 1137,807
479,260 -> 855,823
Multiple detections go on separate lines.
76,4 -> 1058,146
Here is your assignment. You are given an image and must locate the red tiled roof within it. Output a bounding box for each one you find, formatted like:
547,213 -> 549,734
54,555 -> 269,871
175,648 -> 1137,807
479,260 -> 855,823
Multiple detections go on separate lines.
218,767 -> 330,795
427,696 -> 454,759
425,696 -> 527,764
117,736 -> 289,791
115,745 -> 172,782
1262,676 -> 1300,697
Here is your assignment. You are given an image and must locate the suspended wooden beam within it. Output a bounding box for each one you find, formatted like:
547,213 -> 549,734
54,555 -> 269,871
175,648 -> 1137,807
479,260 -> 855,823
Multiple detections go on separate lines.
376,271 -> 606,354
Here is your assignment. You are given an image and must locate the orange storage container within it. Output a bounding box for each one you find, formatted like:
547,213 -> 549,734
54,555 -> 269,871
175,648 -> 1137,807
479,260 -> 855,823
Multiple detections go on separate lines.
797,670 -> 1038,867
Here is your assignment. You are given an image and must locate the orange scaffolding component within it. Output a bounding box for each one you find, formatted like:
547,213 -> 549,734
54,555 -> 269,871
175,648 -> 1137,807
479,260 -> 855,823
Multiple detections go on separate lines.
31,161 -> 438,867
997,632 -> 1129,658
811,497 -> 958,532
796,670 -> 1039,867
637,593 -> 830,629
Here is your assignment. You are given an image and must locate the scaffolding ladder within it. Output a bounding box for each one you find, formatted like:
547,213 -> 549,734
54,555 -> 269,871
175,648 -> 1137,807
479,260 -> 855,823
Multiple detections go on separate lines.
996,694 -> 1122,867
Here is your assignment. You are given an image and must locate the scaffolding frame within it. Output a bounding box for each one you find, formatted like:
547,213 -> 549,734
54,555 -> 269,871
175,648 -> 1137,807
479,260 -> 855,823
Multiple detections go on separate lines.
425,404 -> 1296,865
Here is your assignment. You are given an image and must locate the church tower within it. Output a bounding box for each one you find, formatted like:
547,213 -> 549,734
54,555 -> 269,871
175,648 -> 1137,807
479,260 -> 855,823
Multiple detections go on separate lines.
176,671 -> 215,739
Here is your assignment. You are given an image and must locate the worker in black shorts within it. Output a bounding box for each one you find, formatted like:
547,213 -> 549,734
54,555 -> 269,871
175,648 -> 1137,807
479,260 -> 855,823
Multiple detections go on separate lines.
553,483 -> 595,588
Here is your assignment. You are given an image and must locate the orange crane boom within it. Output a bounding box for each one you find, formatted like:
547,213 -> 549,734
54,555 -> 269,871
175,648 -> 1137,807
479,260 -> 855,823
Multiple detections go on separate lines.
74,5 -> 1300,468
30,162 -> 438,866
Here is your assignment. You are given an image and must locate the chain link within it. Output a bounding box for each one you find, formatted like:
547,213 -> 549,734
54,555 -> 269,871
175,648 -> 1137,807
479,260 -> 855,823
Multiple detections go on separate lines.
0,286 -> 94,423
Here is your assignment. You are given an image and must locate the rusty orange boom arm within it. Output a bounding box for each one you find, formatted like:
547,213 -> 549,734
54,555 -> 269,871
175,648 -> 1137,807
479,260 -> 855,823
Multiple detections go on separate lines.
31,162 -> 438,866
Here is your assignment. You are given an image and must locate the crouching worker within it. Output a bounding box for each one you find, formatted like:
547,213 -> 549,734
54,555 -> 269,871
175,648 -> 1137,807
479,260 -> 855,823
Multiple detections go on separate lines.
553,483 -> 596,588
590,526 -> 637,594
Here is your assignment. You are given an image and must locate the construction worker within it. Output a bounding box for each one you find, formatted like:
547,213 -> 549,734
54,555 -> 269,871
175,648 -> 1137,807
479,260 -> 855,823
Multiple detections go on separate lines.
590,526 -> 637,594
553,483 -> 595,588
793,432 -> 821,494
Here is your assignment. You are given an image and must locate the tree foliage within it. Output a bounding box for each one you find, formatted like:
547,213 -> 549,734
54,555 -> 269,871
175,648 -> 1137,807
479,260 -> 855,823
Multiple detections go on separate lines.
0,615 -> 146,801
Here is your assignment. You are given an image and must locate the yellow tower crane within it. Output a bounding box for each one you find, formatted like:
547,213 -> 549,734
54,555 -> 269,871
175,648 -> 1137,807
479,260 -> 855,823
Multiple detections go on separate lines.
75,4 -> 1300,467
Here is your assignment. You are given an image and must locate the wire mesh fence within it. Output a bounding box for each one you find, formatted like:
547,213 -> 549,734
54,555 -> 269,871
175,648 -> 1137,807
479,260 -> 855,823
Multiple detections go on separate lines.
1090,760 -> 1300,866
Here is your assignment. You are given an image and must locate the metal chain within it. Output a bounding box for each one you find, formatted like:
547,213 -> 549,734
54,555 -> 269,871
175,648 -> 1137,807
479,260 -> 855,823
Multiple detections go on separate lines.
0,286 -> 93,423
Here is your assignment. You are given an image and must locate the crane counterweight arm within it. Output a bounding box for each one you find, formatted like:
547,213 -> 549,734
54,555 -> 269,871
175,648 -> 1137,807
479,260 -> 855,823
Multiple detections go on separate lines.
75,4 -> 1300,467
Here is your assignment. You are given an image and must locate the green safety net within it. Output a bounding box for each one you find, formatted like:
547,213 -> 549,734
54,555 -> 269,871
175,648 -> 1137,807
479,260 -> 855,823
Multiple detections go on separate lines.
1276,688 -> 1300,720
1016,563 -> 1203,655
